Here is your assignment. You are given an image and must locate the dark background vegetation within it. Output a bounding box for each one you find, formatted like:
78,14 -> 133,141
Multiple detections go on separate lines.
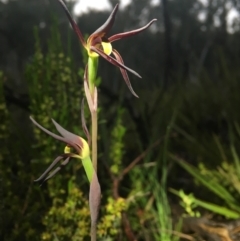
1,0 -> 240,240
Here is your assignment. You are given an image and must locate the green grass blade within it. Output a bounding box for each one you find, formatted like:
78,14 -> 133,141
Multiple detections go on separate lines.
194,198 -> 240,219
169,154 -> 236,204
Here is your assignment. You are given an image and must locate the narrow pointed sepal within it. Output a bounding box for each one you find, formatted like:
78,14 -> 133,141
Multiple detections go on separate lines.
112,49 -> 139,98
41,157 -> 70,183
34,155 -> 72,184
30,116 -> 80,153
51,118 -> 83,153
34,155 -> 65,182
57,0 -> 86,47
30,116 -> 68,143
90,46 -> 142,79
109,19 -> 157,42
91,4 -> 119,38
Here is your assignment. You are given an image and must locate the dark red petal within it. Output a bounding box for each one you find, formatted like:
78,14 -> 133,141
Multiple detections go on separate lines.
51,119 -> 83,152
112,49 -> 139,98
34,154 -> 68,182
109,19 -> 157,42
90,4 -> 119,39
57,0 -> 86,47
30,116 -> 70,143
42,157 -> 70,183
90,46 -> 142,79
30,117 -> 80,152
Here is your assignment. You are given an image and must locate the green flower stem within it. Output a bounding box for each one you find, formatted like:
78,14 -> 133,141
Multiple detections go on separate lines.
91,109 -> 98,171
82,155 -> 94,182
88,57 -> 98,94
87,56 -> 99,171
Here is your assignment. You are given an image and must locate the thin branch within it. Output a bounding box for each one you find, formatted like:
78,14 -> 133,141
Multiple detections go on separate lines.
103,139 -> 162,241
119,139 -> 161,180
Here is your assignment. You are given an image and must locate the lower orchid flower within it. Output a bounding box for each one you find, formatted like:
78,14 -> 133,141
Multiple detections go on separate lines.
30,116 -> 94,183
30,116 -> 101,235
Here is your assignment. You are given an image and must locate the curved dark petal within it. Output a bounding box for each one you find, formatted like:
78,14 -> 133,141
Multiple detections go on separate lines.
30,116 -> 79,152
90,46 -> 142,79
51,119 -> 82,153
81,99 -> 91,146
57,0 -> 86,47
90,4 -> 119,38
109,19 -> 157,42
30,116 -> 70,143
34,155 -> 66,182
112,49 -> 139,98
42,157 -> 70,183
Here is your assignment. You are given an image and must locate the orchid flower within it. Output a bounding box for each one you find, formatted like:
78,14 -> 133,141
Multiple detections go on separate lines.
31,116 -> 101,237
30,116 -> 94,183
57,0 -> 157,97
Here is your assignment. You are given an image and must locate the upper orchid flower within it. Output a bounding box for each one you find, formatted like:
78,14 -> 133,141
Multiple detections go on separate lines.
57,0 -> 157,97
30,116 -> 93,183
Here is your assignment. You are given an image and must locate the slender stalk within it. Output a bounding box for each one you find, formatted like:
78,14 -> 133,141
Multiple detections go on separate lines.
87,56 -> 99,172
88,57 -> 98,94
86,56 -> 99,240
91,108 -> 98,171
91,222 -> 97,241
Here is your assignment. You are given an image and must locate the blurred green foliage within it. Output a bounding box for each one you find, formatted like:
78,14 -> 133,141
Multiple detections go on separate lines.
170,126 -> 240,219
109,109 -> 126,175
0,70 -> 45,240
98,197 -> 127,240
41,177 -> 90,241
